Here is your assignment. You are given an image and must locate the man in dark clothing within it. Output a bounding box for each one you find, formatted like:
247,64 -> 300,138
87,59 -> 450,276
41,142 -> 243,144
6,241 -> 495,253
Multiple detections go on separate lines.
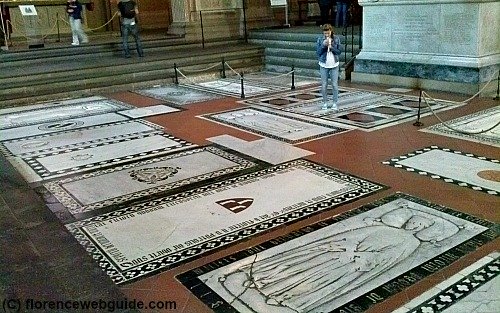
317,0 -> 333,26
118,0 -> 144,58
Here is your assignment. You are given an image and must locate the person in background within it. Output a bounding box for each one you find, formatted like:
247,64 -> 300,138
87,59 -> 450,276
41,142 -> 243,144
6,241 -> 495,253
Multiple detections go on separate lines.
117,0 -> 144,58
317,0 -> 333,26
66,0 -> 88,46
316,24 -> 341,111
335,0 -> 350,28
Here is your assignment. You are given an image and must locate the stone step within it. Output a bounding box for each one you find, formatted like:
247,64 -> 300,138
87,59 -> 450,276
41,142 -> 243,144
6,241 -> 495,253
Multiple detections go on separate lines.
266,55 -> 348,68
0,44 -> 264,106
0,38 -> 242,69
0,44 -> 262,88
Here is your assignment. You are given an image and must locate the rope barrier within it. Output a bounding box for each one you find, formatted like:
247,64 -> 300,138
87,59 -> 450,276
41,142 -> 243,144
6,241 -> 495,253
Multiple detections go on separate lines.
180,62 -> 221,73
175,68 -> 199,85
85,11 -> 118,32
244,70 -> 294,82
224,61 -> 242,78
421,90 -> 500,135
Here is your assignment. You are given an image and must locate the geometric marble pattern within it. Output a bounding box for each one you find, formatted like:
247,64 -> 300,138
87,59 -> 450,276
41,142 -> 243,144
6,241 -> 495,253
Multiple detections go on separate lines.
421,106 -> 500,148
206,134 -> 315,165
0,120 -> 163,157
133,84 -> 223,106
202,107 -> 348,144
239,86 -> 461,130
8,132 -> 195,183
0,113 -> 130,142
383,146 -> 500,196
176,193 -> 499,313
0,96 -> 134,130
394,252 -> 500,313
66,159 -> 385,284
44,146 -> 259,215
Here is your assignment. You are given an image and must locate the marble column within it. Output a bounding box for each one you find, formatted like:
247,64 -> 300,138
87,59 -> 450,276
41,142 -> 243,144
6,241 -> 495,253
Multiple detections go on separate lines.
352,0 -> 500,96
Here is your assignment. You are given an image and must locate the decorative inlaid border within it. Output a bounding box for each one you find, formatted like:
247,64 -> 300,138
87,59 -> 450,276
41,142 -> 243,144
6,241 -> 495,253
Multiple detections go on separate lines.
176,192 -> 499,313
133,84 -> 223,106
421,106 -> 500,147
44,146 -> 259,214
0,120 -> 163,158
0,98 -> 134,130
202,107 -> 348,144
382,146 -> 499,196
66,159 -> 386,284
17,133 -> 195,179
407,253 -> 499,313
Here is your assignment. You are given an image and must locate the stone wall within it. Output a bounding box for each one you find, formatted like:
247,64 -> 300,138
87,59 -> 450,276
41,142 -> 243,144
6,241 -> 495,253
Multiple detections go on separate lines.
352,0 -> 500,95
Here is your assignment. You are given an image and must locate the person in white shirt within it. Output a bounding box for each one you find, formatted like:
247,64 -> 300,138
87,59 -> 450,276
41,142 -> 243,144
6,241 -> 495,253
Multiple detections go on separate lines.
315,24 -> 341,111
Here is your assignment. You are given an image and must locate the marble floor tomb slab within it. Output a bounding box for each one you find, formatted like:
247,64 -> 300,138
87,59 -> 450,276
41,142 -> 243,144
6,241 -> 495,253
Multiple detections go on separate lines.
177,193 -> 498,313
66,159 -> 385,284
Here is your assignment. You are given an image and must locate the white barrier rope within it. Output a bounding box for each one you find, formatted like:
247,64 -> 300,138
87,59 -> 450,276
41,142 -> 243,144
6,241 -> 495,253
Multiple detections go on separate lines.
244,70 -> 294,82
422,70 -> 499,105
6,18 -> 59,41
181,62 -> 221,73
421,90 -> 500,135
175,68 -> 199,84
224,61 -> 242,78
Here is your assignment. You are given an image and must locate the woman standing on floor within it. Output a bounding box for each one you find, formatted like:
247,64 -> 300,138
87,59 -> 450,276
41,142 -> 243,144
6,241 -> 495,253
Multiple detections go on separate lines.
66,0 -> 88,46
316,24 -> 341,111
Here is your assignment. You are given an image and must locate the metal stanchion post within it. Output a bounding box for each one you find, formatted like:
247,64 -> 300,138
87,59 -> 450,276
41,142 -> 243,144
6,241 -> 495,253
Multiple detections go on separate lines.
240,72 -> 245,99
56,12 -> 60,42
291,65 -> 295,90
174,63 -> 179,84
413,89 -> 424,126
221,57 -> 226,79
200,11 -> 205,49
494,71 -> 499,100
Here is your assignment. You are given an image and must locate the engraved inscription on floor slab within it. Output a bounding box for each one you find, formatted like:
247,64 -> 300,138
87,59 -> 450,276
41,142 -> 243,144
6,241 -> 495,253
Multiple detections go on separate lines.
177,193 -> 496,313
9,133 -> 195,183
0,113 -> 130,142
45,146 -> 258,214
394,252 -> 500,313
1,120 -> 162,157
421,106 -> 500,148
384,146 -> 500,195
66,159 -> 385,284
0,96 -> 133,130
134,85 -> 222,105
203,108 -> 347,144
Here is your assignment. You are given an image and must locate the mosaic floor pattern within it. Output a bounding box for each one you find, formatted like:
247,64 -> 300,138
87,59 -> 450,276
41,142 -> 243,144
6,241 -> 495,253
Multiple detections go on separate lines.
383,146 -> 500,196
0,96 -> 133,130
240,86 -> 461,130
44,146 -> 259,215
202,107 -> 348,144
421,106 -> 500,148
177,193 -> 498,313
394,252 -> 499,313
0,120 -> 163,157
0,113 -> 130,142
66,159 -> 385,284
9,133 -> 195,183
134,84 -> 223,105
